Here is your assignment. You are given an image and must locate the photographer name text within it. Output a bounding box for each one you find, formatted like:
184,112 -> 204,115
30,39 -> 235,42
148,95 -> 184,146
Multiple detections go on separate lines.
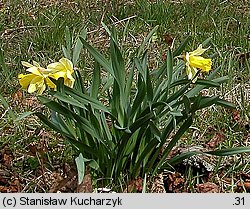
2,196 -> 122,207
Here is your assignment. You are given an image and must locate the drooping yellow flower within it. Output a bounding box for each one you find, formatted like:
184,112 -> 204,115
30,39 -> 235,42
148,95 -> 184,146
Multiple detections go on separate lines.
183,44 -> 212,82
47,58 -> 75,87
18,61 -> 56,94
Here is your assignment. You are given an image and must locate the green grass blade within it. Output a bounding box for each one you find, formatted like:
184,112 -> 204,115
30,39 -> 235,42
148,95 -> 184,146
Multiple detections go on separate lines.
15,111 -> 34,122
0,93 -> 16,121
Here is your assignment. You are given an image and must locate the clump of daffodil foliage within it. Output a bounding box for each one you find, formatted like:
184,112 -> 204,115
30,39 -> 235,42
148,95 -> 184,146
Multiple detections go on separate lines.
18,25 -> 250,192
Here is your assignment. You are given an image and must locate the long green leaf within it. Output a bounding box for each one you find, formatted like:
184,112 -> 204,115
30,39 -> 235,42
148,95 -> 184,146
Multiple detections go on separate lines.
90,60 -> 101,98
166,48 -> 173,89
206,147 -> 250,156
186,66 -> 221,97
75,153 -> 85,184
73,28 -> 87,65
137,25 -> 159,57
167,151 -> 201,166
80,37 -> 113,76
173,35 -> 190,57
195,79 -> 220,87
153,116 -> 193,176
215,98 -> 236,108
133,138 -> 159,177
62,86 -> 110,113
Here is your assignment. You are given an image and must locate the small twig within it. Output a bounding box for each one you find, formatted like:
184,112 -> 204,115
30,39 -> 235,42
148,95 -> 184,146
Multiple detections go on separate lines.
1,25 -> 51,38
87,15 -> 137,35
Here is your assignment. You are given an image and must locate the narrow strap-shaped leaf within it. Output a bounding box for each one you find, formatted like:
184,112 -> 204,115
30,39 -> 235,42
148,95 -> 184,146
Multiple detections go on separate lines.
149,121 -> 161,141
165,83 -> 190,103
62,45 -> 71,60
53,113 -> 77,139
110,36 -> 125,90
35,112 -> 74,139
170,79 -> 190,88
215,98 -> 236,108
74,70 -> 87,94
51,91 -> 87,111
206,147 -> 250,156
73,28 -> 87,65
186,66 -> 221,97
38,96 -> 100,139
173,35 -> 190,57
75,153 -> 85,184
196,96 -> 219,109
38,96 -> 75,120
132,138 -> 159,177
152,116 -> 193,176
195,79 -> 220,87
167,151 -> 201,166
124,63 -> 135,102
137,25 -> 159,57
151,60 -> 167,80
212,76 -> 229,84
166,48 -> 173,90
115,112 -> 155,175
146,67 -> 153,102
62,86 -> 110,113
65,26 -> 72,53
130,74 -> 146,119
90,60 -> 101,98
80,37 -> 113,76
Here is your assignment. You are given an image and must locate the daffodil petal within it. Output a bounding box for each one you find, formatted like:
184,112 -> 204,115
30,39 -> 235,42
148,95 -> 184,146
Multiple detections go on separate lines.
45,77 -> 56,89
37,84 -> 46,94
47,62 -> 65,72
28,83 -> 37,93
189,44 -> 209,56
60,58 -> 73,73
21,61 -> 33,68
50,71 -> 67,79
26,66 -> 43,75
32,61 -> 40,67
186,65 -> 197,80
18,73 -> 36,89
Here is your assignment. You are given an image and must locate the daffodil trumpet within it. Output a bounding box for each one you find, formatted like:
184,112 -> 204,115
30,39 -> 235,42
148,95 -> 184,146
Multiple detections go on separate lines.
181,44 -> 212,82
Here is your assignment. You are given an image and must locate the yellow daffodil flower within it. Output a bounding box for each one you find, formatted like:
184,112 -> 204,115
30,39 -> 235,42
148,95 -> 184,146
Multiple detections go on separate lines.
183,44 -> 212,82
18,61 -> 56,94
47,58 -> 75,87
